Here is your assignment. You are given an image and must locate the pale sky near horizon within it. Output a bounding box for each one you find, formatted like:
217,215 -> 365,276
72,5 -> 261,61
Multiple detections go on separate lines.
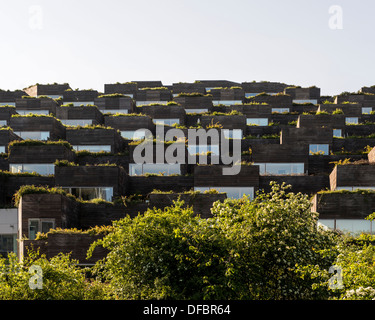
0,0 -> 373,96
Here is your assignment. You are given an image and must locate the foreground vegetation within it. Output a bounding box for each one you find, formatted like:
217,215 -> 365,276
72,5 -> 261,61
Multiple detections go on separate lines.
1,183 -> 375,300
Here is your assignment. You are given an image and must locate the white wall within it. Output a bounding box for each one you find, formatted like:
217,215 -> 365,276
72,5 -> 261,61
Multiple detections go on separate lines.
0,208 -> 18,234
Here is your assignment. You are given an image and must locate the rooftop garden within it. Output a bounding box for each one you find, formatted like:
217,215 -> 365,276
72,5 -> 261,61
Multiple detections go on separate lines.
8,139 -> 73,150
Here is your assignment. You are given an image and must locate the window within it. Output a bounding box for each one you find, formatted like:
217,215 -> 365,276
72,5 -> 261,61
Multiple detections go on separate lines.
245,93 -> 277,97
121,130 -> 147,140
73,145 -> 111,152
333,129 -> 342,138
153,119 -> 180,126
0,102 -> 15,106
335,186 -> 375,191
254,163 -> 304,175
293,99 -> 318,104
212,100 -> 242,106
0,146 -> 5,153
272,108 -> 290,113
0,120 -> 7,126
10,163 -> 54,175
13,131 -> 50,141
67,101 -> 94,106
362,107 -> 372,114
37,95 -> 62,99
28,219 -> 55,240
185,109 -> 208,114
99,109 -> 129,114
136,101 -> 168,106
62,187 -> 113,202
0,234 -> 16,256
223,129 -> 242,139
194,186 -> 254,200
346,117 -> 358,125
187,144 -> 219,156
61,119 -> 93,126
129,163 -> 181,176
247,118 -> 268,126
319,219 -> 374,234
17,110 -> 49,115
309,144 -> 329,155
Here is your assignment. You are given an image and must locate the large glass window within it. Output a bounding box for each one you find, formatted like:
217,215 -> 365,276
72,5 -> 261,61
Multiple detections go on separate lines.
99,109 -> 129,114
153,119 -> 180,126
28,219 -> 55,240
0,102 -> 15,106
0,234 -> 16,256
67,101 -> 94,106
17,110 -> 49,115
185,109 -> 208,114
272,108 -> 290,113
247,118 -> 269,126
73,145 -> 111,152
346,117 -> 359,125
62,187 -> 113,202
136,101 -> 168,106
254,163 -> 304,175
129,163 -> 181,176
362,107 -> 372,114
61,119 -> 93,126
335,186 -> 375,191
212,100 -> 242,106
309,144 -> 329,155
187,144 -> 220,156
245,93 -> 277,97
37,95 -> 62,99
121,130 -> 147,140
333,129 -> 342,138
0,120 -> 7,126
223,129 -> 242,139
13,131 -> 50,140
194,186 -> 254,200
10,163 -> 55,175
293,99 -> 318,104
319,219 -> 373,235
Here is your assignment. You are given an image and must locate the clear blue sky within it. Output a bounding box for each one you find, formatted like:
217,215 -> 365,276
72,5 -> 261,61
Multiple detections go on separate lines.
0,0 -> 373,96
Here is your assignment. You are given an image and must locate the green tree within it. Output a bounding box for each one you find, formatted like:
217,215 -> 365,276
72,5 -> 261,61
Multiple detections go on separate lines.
332,235 -> 375,300
89,201 -> 232,299
90,182 -> 337,300
211,182 -> 337,299
0,250 -> 107,300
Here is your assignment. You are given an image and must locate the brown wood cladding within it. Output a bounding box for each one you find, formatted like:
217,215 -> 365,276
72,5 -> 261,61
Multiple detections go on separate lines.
8,144 -> 75,163
329,164 -> 375,190
193,165 -> 259,187
312,192 -> 375,219
55,165 -> 127,196
148,193 -> 227,218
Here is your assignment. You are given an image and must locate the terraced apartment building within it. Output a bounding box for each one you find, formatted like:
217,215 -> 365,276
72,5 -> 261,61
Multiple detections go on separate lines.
0,80 -> 375,263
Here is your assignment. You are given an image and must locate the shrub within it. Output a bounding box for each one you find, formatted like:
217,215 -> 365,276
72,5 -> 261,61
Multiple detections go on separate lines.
8,139 -> 73,150
13,185 -> 76,207
332,108 -> 344,115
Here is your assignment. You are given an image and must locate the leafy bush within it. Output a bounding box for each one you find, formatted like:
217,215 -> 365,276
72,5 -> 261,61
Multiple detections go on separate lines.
8,139 -> 73,150
89,182 -> 336,299
0,251 -> 108,300
97,93 -> 129,98
13,185 -> 76,207
332,108 -> 344,115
